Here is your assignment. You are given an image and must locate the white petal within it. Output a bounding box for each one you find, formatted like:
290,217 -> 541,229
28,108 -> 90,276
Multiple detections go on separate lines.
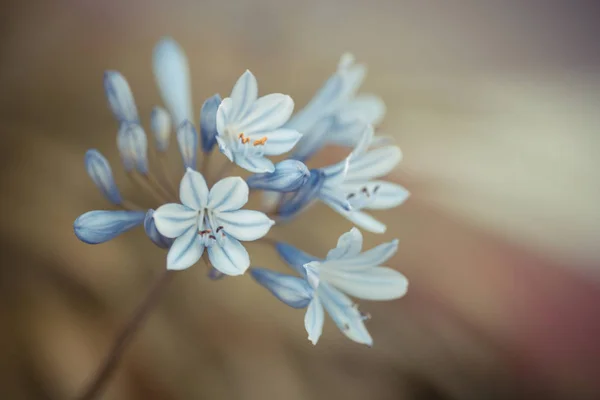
153,203 -> 198,238
318,283 -> 372,346
290,116 -> 335,162
215,210 -> 274,241
327,204 -> 387,234
237,94 -> 294,133
346,146 -> 402,182
318,187 -> 352,212
235,156 -> 275,174
176,121 -> 198,170
247,129 -> 302,156
324,239 -> 398,272
216,97 -> 233,136
103,71 -> 139,123
305,297 -> 325,345
338,94 -> 386,126
326,228 -> 363,260
322,267 -> 408,301
208,177 -> 249,211
166,227 -> 204,270
365,181 -> 410,210
179,168 -> 209,210
229,70 -> 258,121
216,135 -> 234,161
150,106 -> 171,152
207,235 -> 250,276
153,38 -> 193,127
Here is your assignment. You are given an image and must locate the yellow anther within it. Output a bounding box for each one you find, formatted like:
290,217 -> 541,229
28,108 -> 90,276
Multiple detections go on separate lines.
253,137 -> 268,146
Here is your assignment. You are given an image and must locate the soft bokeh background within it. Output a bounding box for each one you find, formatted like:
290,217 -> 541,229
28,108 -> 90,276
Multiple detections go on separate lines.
1,0 -> 600,399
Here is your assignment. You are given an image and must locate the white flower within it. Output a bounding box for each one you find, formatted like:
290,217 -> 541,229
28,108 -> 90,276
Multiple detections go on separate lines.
215,70 -> 302,173
153,168 -> 275,275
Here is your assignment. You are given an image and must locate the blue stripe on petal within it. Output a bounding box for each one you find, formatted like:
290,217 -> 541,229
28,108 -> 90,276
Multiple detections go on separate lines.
179,168 -> 209,210
150,106 -> 172,152
208,177 -> 249,211
103,71 -> 139,123
250,268 -> 314,309
229,70 -> 258,121
237,94 -> 294,133
176,120 -> 198,170
166,226 -> 204,270
200,94 -> 222,153
246,160 -> 310,192
84,149 -> 122,205
207,235 -> 250,276
275,242 -> 319,277
153,203 -> 198,238
116,123 -> 148,174
215,210 -> 274,241
153,38 -> 193,127
74,210 -> 145,244
144,209 -> 174,249
321,266 -> 408,301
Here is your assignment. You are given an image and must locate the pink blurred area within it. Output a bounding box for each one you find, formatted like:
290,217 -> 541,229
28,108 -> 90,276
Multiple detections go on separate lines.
1,0 -> 599,399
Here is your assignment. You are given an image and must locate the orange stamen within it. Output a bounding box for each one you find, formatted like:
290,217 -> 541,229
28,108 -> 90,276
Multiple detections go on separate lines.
253,137 -> 267,146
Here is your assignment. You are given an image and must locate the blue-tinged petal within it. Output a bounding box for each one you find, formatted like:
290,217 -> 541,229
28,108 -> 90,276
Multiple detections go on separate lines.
246,160 -> 310,192
325,239 -> 399,271
275,242 -> 319,277
339,208 -> 387,234
116,123 -> 148,174
326,228 -> 362,260
322,266 -> 408,301
247,128 -> 302,156
144,209 -> 174,249
234,156 -> 275,174
179,168 -> 209,210
166,226 -> 204,270
103,71 -> 139,123
215,97 -> 233,139
200,94 -> 222,153
345,146 -> 402,182
318,283 -> 373,346
344,181 -> 409,210
215,210 -> 274,241
216,136 -> 234,161
229,70 -> 258,121
74,210 -> 145,244
84,149 -> 122,205
319,157 -> 350,187
207,235 -> 250,276
153,203 -> 198,238
278,170 -> 325,218
250,268 -> 313,308
303,262 -> 320,290
305,297 -> 325,344
337,94 -> 386,126
150,106 -> 171,152
290,116 -> 335,162
176,120 -> 198,170
153,38 -> 193,127
237,94 -> 294,133
318,187 -> 352,212
208,177 -> 249,211
325,117 -> 373,149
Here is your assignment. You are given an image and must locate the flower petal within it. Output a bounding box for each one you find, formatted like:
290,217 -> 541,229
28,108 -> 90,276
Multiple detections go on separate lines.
229,70 -> 258,121
277,170 -> 325,218
326,228 -> 363,260
234,155 -> 275,174
200,94 -> 222,153
216,135 -> 234,161
207,235 -> 250,276
247,128 -> 302,156
179,168 -> 209,210
305,297 -> 325,345
318,283 -> 372,346
215,210 -> 274,241
338,94 -> 386,126
176,120 -> 198,170
342,181 -> 409,210
275,242 -> 320,277
166,226 -> 204,270
74,210 -> 145,244
84,149 -> 122,205
103,71 -> 139,123
345,146 -> 402,182
290,116 -> 335,162
153,203 -> 198,238
216,97 -> 233,138
208,176 -> 249,211
237,94 -> 294,133
322,266 -> 408,301
325,239 -> 399,271
144,209 -> 174,249
150,106 -> 171,152
246,160 -> 310,192
116,123 -> 148,174
327,204 -> 387,234
153,37 -> 193,127
318,187 -> 352,212
250,268 -> 313,308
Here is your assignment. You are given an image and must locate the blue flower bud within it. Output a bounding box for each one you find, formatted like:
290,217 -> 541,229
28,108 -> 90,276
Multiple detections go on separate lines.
74,210 -> 146,244
176,120 -> 198,170
150,106 -> 171,152
117,123 -> 148,174
84,149 -> 122,205
103,71 -> 139,123
200,94 -> 221,153
246,160 -> 310,192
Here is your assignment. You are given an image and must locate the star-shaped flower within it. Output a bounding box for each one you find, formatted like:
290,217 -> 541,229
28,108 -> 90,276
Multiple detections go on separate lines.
251,228 -> 408,345
153,168 -> 275,275
215,70 -> 302,173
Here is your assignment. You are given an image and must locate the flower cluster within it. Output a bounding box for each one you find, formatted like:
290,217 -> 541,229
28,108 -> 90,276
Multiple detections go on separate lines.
74,38 -> 409,346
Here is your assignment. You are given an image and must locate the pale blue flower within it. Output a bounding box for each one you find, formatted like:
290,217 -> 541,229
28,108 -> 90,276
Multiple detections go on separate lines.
150,106 -> 172,152
246,160 -> 310,192
200,94 -> 222,153
251,228 -> 408,345
116,123 -> 149,174
84,149 -> 122,205
153,38 -> 193,128
74,210 -> 146,244
176,120 -> 198,170
215,70 -> 302,173
153,168 -> 275,274
144,209 -> 174,249
285,53 -> 386,161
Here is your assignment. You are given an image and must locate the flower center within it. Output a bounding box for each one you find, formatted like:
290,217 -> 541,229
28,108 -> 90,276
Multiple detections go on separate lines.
196,209 -> 226,247
346,185 -> 380,210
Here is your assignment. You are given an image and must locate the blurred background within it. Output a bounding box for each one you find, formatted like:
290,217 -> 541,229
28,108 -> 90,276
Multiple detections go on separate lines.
1,0 -> 600,399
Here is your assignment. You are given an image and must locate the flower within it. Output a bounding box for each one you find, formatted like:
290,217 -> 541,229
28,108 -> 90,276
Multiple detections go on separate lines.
215,70 -> 302,173
153,168 -> 275,274
251,228 -> 408,345
74,210 -> 146,244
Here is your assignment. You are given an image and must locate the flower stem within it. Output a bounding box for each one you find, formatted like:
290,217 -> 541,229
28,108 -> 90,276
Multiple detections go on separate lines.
75,269 -> 175,400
